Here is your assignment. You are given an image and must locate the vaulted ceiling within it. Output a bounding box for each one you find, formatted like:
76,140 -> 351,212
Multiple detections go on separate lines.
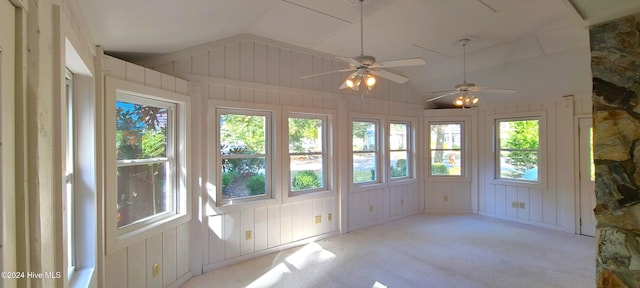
81,0 -> 640,107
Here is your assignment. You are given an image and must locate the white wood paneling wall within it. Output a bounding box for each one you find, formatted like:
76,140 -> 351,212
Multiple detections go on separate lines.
477,97 -> 576,232
573,96 -> 592,116
348,183 -> 421,230
137,34 -> 424,272
138,34 -> 422,105
206,196 -> 337,270
423,109 -> 477,214
102,55 -> 192,288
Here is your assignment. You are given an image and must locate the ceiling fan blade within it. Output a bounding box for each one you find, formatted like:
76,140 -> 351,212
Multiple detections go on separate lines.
374,58 -> 426,68
481,88 -> 516,94
336,56 -> 362,67
301,68 -> 354,79
426,89 -> 458,94
426,90 -> 461,102
370,69 -> 410,84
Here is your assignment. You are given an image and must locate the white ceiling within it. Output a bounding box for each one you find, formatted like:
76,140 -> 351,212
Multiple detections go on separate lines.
80,0 -> 640,107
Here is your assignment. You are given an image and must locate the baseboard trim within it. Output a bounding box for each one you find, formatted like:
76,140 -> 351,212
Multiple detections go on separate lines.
203,231 -> 340,273
478,212 -> 570,232
346,211 -> 422,232
168,271 -> 193,288
424,209 -> 474,214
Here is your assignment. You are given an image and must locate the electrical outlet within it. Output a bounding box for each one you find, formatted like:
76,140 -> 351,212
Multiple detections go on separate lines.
327,213 -> 332,221
444,195 -> 448,202
245,230 -> 252,240
152,263 -> 160,278
315,215 -> 322,224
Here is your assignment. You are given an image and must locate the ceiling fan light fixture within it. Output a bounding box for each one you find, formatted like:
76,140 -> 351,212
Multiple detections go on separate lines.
345,75 -> 361,91
365,74 -> 377,90
453,94 -> 479,107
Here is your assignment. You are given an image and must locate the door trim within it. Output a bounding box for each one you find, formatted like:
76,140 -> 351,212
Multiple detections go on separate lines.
574,114 -> 589,234
574,114 -> 595,236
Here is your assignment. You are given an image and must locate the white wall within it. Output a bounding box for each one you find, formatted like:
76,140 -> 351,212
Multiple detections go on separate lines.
477,97 -> 577,232
5,0 -> 98,287
137,34 -> 425,275
100,55 -> 192,288
422,95 -> 592,233
424,108 -> 478,214
1,1 -> 16,284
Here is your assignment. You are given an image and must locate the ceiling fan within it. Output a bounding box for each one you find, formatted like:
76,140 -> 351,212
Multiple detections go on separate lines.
426,38 -> 515,106
301,0 -> 426,91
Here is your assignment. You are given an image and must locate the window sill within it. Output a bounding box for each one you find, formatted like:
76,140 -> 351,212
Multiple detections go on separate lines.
388,178 -> 418,187
69,268 -> 95,288
426,176 -> 471,182
350,182 -> 386,193
108,212 -> 190,254
210,197 -> 281,215
286,190 -> 334,202
490,179 -> 545,189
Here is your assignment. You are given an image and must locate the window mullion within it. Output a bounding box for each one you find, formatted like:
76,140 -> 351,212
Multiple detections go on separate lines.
116,158 -> 169,167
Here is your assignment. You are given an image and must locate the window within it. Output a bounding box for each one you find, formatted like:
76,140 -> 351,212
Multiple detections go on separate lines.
105,77 -> 189,253
289,115 -> 327,193
390,122 -> 411,179
429,123 -> 463,176
66,40 -> 98,287
64,69 -> 75,278
496,118 -> 540,181
589,126 -> 595,181
116,97 -> 175,227
218,110 -> 270,203
352,120 -> 379,184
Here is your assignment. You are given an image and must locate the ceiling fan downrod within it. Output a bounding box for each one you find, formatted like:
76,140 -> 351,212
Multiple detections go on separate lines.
360,0 -> 364,56
459,38 -> 470,84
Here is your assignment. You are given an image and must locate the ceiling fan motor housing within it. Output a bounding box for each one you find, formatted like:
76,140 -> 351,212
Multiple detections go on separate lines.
455,82 -> 476,91
354,55 -> 376,66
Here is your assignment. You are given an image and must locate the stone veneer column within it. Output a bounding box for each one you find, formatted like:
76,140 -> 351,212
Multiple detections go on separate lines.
591,13 -> 640,287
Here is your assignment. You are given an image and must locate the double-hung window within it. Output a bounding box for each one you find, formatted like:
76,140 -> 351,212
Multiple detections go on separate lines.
288,114 -> 327,193
218,109 -> 271,203
496,118 -> 540,182
352,120 -> 380,184
116,97 -> 175,227
106,77 -> 189,252
389,121 -> 411,179
429,122 -> 463,176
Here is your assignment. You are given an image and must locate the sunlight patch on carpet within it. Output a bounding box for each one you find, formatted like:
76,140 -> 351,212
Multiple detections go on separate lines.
246,242 -> 336,287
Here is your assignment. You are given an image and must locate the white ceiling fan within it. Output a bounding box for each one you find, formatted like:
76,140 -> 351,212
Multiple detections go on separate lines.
301,0 -> 426,91
426,38 -> 515,106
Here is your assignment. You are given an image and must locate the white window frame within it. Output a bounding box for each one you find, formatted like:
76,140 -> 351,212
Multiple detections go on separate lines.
64,68 -> 76,279
427,121 -> 465,178
115,95 -> 176,226
492,112 -> 546,188
286,111 -> 332,196
210,101 -> 280,208
215,108 -> 273,205
388,118 -> 416,184
351,115 -> 384,190
65,39 -> 97,288
105,77 -> 190,254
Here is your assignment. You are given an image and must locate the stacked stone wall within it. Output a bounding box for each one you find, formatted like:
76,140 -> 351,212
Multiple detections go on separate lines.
591,13 -> 640,287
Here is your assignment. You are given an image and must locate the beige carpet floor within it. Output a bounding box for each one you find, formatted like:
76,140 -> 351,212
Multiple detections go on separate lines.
182,213 -> 596,288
